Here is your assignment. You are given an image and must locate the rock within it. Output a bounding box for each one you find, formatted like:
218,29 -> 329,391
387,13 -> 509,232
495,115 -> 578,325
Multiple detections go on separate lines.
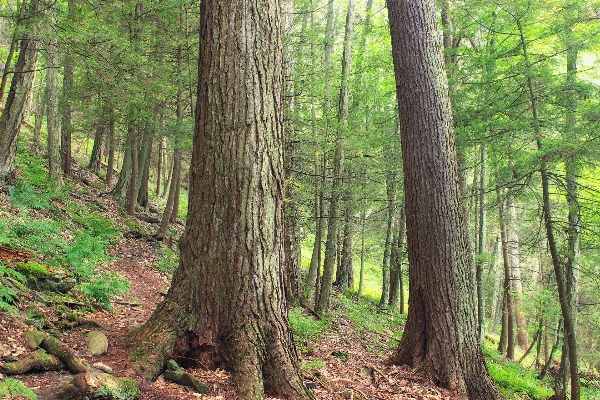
92,362 -> 113,374
0,372 -> 4,380
24,330 -> 46,350
52,372 -> 139,400
87,331 -> 109,356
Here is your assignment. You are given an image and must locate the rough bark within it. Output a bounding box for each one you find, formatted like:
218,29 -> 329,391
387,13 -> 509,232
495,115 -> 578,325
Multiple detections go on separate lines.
0,33 -> 39,180
31,87 -> 45,154
386,1 -> 500,398
156,137 -> 165,197
0,0 -> 28,105
131,1 -> 311,398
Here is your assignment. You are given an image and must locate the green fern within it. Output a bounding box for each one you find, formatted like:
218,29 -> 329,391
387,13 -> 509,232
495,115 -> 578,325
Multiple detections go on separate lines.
81,271 -> 130,310
0,378 -> 38,399
0,264 -> 27,314
9,182 -> 53,210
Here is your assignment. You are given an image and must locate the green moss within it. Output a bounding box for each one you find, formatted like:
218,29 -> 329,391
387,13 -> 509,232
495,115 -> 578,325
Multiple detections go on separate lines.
93,376 -> 140,400
301,360 -> 326,374
17,262 -> 52,278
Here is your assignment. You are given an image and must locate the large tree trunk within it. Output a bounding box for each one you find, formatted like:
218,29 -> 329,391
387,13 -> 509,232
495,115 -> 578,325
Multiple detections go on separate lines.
0,33 -> 39,181
385,1 -> 500,398
0,0 -> 27,105
131,2 -> 311,399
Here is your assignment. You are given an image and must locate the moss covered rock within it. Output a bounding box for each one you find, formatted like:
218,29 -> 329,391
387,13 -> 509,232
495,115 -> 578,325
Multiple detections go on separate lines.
16,262 -> 75,293
87,331 -> 109,356
53,372 -> 139,400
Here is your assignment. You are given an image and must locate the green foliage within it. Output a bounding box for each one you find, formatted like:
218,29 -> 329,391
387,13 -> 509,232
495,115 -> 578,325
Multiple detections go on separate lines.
301,360 -> 326,374
336,295 -> 403,342
81,271 -> 129,310
153,246 -> 179,274
72,214 -> 120,241
482,341 -> 553,399
64,233 -> 113,280
0,264 -> 27,314
0,378 -> 38,399
582,386 -> 600,400
9,182 -> 54,210
289,307 -> 330,353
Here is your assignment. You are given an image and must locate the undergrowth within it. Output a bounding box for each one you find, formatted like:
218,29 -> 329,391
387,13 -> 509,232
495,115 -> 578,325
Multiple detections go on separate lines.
0,149 -> 129,310
0,264 -> 27,314
0,378 -> 37,399
482,340 -> 553,399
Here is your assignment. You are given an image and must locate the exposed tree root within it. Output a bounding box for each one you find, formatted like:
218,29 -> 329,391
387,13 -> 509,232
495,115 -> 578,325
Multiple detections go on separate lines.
0,349 -> 63,375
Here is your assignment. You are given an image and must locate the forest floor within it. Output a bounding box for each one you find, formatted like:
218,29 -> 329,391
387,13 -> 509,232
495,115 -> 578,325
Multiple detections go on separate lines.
0,163 -> 458,399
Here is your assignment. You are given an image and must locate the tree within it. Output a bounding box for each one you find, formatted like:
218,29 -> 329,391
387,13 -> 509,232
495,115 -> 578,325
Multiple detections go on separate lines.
0,0 -> 40,181
45,1 -> 62,185
385,0 -> 500,398
130,1 -> 312,399
317,0 -> 355,314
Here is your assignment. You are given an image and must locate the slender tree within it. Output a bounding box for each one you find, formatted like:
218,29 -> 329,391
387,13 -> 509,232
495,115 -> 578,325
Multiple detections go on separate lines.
385,0 -> 500,397
317,0 -> 355,313
0,29 -> 40,180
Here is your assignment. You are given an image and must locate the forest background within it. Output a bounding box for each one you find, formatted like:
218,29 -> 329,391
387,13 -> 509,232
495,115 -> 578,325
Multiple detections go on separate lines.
0,0 -> 600,398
